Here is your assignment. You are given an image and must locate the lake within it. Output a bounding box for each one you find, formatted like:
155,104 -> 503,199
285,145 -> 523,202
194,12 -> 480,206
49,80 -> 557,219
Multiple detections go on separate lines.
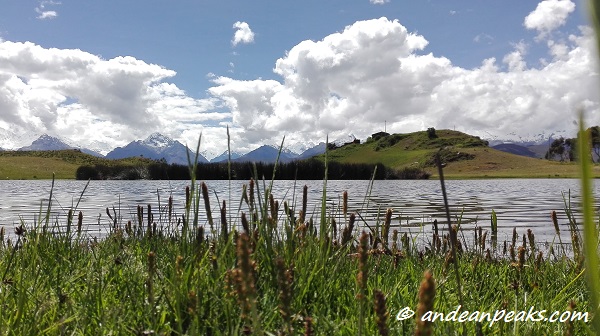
0,179 -> 595,246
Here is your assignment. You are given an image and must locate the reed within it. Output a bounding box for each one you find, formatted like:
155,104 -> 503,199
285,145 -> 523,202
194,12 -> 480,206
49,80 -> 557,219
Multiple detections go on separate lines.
415,270 -> 435,336
373,289 -> 389,336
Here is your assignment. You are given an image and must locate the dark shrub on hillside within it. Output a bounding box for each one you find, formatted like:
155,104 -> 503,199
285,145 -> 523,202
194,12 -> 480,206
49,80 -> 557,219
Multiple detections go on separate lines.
375,134 -> 406,151
390,167 -> 431,180
76,165 -> 99,180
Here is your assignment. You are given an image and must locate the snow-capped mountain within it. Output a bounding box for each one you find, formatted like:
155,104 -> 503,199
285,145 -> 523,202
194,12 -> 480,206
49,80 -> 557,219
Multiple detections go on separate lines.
106,133 -> 209,164
18,134 -> 71,151
483,130 -> 566,147
18,134 -> 103,157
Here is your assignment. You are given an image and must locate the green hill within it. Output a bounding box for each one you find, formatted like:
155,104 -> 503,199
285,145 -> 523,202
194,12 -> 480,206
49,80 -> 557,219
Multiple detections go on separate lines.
321,129 -> 600,178
0,150 -> 155,179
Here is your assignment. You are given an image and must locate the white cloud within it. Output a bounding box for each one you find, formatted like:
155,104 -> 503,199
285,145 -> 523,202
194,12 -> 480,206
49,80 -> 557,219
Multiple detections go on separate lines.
35,1 -> 61,20
370,0 -> 389,4
503,41 -> 528,71
473,33 -> 494,44
207,18 -> 600,153
524,0 -> 575,39
0,41 -> 222,153
232,21 -> 255,47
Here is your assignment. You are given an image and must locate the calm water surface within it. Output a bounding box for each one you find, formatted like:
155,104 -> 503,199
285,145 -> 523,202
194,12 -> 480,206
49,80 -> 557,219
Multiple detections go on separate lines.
0,179 -> 595,244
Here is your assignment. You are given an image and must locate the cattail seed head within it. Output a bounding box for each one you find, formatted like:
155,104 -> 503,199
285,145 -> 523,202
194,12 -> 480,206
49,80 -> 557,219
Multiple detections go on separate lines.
304,317 -> 314,336
241,212 -> 250,235
517,246 -> 526,269
269,193 -> 277,221
342,190 -> 348,218
415,270 -> 436,336
535,251 -> 543,270
357,231 -> 369,299
527,229 -> 535,250
201,182 -> 214,231
383,208 -> 392,246
509,244 -> 516,262
276,257 -> 294,334
220,200 -> 228,241
551,210 -> 560,233
301,185 -> 308,224
77,211 -> 83,234
374,290 -> 389,336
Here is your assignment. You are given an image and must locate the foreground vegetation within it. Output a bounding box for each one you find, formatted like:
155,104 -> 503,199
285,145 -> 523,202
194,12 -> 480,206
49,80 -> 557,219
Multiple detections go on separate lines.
0,172 -> 593,334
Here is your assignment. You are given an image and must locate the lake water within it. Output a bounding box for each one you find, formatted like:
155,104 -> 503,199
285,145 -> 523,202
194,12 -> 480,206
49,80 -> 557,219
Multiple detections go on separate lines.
0,179 -> 595,246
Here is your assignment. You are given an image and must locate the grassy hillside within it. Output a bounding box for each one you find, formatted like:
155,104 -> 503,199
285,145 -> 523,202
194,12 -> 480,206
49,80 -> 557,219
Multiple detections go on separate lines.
323,129 -> 600,178
0,150 -> 155,179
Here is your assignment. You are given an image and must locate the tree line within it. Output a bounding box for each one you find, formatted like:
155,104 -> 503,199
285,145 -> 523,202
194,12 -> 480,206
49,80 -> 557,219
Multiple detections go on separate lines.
75,159 -> 430,180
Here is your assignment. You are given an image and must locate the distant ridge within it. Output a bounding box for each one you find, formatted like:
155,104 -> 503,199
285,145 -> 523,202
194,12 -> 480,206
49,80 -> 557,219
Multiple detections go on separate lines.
491,143 -> 539,158
106,133 -> 209,164
18,134 -> 103,157
210,150 -> 243,163
232,145 -> 298,163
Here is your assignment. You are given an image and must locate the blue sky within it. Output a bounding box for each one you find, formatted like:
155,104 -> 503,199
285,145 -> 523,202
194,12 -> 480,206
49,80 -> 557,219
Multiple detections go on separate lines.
0,0 -> 596,157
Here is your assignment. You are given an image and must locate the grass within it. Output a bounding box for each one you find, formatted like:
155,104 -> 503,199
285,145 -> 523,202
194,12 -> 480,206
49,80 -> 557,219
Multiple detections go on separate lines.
0,168 -> 594,334
0,150 -> 158,179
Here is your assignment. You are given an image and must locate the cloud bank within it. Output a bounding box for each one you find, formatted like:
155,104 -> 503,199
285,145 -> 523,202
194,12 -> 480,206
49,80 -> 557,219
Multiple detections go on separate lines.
209,17 -> 599,151
0,11 -> 598,157
0,41 -> 223,153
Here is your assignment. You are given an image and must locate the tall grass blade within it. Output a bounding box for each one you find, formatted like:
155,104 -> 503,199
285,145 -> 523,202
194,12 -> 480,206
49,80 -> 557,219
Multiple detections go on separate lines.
576,111 -> 600,332
435,152 -> 465,324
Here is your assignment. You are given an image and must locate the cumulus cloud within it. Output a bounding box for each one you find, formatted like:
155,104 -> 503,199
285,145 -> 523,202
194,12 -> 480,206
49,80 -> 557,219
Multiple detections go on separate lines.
0,41 -> 222,153
370,0 -> 389,4
524,0 -> 575,39
232,21 -> 255,46
35,1 -> 60,20
208,18 -> 600,153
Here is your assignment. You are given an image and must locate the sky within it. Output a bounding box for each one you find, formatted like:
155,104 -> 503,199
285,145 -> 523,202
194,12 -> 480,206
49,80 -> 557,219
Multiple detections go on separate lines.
0,0 -> 597,158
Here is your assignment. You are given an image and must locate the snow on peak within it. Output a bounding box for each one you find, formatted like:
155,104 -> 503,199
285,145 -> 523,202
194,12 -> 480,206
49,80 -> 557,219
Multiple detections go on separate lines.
332,134 -> 357,147
143,132 -> 175,149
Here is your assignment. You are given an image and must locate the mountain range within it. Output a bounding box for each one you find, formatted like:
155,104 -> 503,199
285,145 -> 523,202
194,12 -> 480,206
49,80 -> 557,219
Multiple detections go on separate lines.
105,133 -> 209,164
9,132 -> 554,163
11,133 -> 331,164
17,134 -> 103,157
